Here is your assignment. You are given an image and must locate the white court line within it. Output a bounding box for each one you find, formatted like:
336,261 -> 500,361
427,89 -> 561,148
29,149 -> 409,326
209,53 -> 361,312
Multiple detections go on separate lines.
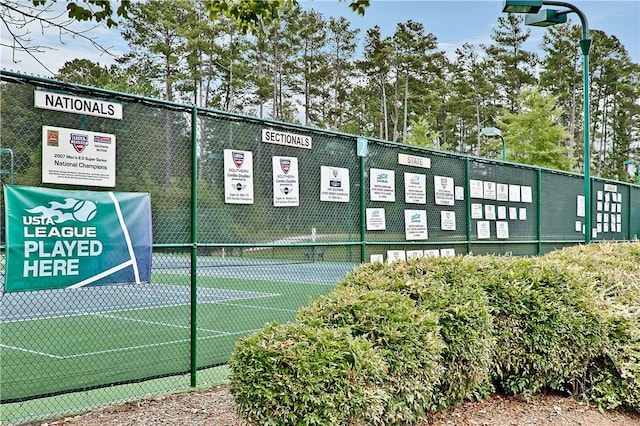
214,302 -> 297,313
57,328 -> 264,359
92,313 -> 228,334
0,300 -> 289,360
1,291 -> 280,323
0,343 -> 64,359
0,327 -> 264,360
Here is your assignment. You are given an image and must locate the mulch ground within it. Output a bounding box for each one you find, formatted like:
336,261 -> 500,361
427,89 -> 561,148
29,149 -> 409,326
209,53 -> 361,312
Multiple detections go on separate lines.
39,384 -> 640,426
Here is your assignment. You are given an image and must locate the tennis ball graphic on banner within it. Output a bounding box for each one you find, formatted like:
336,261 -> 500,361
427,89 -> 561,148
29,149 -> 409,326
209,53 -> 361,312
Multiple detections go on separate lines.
72,200 -> 98,222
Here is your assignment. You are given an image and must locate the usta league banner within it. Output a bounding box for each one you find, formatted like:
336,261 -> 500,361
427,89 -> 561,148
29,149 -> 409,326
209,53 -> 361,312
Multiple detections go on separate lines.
3,186 -> 152,292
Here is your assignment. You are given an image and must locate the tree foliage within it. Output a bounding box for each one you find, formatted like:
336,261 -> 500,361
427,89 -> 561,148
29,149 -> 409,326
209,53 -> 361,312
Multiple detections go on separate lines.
3,0 -> 639,182
499,88 -> 572,171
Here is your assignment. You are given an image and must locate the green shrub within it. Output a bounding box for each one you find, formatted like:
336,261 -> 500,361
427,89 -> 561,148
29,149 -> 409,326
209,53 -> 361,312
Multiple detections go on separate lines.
298,288 -> 443,424
484,256 -> 610,398
339,256 -> 494,409
545,242 -> 640,410
545,242 -> 640,308
229,242 -> 640,422
229,323 -> 388,425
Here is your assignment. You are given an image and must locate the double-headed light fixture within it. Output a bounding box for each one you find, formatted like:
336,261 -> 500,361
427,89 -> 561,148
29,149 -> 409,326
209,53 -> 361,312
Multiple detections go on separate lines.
502,0 -> 592,243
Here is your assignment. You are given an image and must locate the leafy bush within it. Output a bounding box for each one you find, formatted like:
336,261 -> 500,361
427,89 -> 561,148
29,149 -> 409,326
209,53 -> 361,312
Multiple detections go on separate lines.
339,256 -> 494,409
229,242 -> 640,423
298,288 -> 443,424
545,242 -> 640,410
229,323 -> 388,425
484,256 -> 610,398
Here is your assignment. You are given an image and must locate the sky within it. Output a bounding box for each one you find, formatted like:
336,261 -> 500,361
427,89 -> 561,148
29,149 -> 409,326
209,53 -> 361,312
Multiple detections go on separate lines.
0,0 -> 638,77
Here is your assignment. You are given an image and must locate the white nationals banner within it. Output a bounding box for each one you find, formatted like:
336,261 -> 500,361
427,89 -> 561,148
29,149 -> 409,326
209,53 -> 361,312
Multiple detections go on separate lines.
3,186 -> 152,292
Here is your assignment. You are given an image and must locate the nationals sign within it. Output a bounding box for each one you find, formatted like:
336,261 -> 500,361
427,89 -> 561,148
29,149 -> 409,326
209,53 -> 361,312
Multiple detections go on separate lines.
3,186 -> 152,292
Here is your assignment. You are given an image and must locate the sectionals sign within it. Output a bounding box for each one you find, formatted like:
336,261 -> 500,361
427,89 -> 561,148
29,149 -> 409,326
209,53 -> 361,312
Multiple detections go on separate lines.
34,89 -> 123,120
3,186 -> 152,292
262,129 -> 312,150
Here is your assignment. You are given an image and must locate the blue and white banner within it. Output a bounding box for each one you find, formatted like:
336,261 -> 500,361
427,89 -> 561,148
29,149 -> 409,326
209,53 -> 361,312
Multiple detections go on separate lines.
4,186 -> 152,292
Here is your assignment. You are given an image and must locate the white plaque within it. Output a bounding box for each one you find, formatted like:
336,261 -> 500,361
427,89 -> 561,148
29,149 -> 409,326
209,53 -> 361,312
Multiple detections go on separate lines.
483,181 -> 496,200
224,149 -> 254,204
496,221 -> 509,239
398,153 -> 431,168
406,250 -> 424,259
484,204 -> 496,220
404,209 -> 428,240
497,206 -> 507,220
497,183 -> 509,201
577,195 -> 585,217
440,248 -> 455,258
509,184 -> 521,202
320,166 -> 350,202
370,168 -> 395,202
471,203 -> 483,219
509,207 -> 518,220
35,89 -> 123,120
470,180 -> 484,198
272,156 -> 299,207
404,172 -> 426,204
42,125 -> 116,187
387,250 -> 406,263
441,210 -> 456,231
434,175 -> 455,206
477,221 -> 491,239
366,208 -> 386,231
519,207 -> 527,221
262,129 -> 312,149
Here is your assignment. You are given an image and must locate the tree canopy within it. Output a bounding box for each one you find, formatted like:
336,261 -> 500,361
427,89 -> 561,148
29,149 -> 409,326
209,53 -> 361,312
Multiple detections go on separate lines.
2,0 -> 639,183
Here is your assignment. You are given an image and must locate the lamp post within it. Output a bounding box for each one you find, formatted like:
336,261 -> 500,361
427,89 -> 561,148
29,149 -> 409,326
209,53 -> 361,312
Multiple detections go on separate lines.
624,159 -> 640,185
481,127 -> 506,161
502,0 -> 591,243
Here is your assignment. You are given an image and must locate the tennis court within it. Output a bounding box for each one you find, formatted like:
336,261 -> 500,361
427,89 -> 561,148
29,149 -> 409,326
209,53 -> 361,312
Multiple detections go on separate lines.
0,254 -> 356,403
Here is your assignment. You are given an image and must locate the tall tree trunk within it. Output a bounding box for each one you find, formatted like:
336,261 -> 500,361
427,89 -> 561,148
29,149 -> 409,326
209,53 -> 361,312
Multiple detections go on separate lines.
164,59 -> 174,186
380,77 -> 388,140
402,70 -> 409,142
392,75 -> 400,141
272,40 -> 278,119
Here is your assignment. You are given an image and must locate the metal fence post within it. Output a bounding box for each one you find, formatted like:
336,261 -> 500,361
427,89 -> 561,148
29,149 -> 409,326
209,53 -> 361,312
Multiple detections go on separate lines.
190,106 -> 198,387
537,168 -> 542,254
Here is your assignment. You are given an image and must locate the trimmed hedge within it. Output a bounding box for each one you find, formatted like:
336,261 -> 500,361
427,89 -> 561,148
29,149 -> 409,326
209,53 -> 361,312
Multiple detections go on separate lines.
230,242 -> 640,424
483,256 -> 609,398
545,243 -> 640,410
230,323 -> 388,425
298,288 -> 443,424
339,256 -> 495,408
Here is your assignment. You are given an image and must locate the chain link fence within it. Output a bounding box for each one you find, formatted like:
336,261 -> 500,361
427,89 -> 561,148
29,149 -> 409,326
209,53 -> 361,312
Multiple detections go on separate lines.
1,71 -> 639,424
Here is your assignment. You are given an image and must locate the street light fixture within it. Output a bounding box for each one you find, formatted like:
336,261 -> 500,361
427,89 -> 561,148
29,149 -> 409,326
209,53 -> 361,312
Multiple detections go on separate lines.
502,0 -> 542,13
502,0 -> 592,243
623,159 -> 640,185
481,127 -> 506,161
525,9 -> 567,26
